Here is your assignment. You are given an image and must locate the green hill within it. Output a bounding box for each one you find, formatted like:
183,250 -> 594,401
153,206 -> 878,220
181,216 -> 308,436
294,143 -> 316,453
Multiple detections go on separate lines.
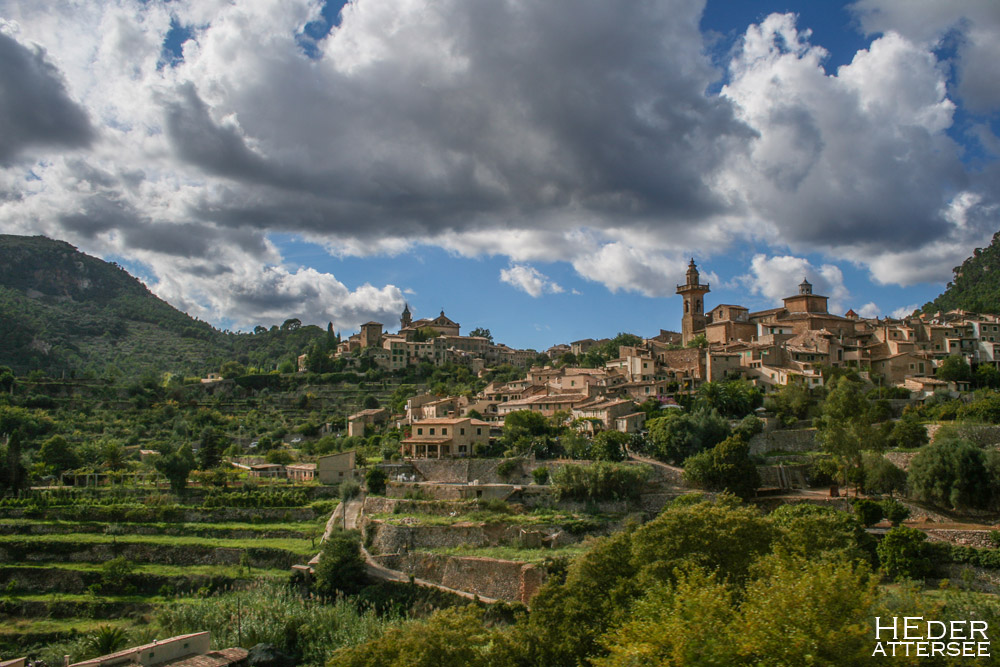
922,231 -> 1000,315
0,234 -> 323,378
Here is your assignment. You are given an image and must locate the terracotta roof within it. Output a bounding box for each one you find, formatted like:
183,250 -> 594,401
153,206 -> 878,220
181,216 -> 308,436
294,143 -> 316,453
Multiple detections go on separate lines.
162,649 -> 249,667
402,437 -> 453,444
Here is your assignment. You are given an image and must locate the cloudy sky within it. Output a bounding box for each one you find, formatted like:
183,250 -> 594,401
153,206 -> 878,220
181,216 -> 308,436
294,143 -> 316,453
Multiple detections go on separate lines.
1,0 -> 998,350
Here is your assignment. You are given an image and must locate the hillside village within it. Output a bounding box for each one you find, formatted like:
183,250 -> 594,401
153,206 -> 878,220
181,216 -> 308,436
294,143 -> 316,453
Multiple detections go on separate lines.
322,260 -> 996,460
8,254 -> 1000,665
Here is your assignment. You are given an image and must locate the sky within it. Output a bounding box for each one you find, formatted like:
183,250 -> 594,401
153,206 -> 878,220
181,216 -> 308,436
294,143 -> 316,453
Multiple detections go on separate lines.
0,0 -> 998,351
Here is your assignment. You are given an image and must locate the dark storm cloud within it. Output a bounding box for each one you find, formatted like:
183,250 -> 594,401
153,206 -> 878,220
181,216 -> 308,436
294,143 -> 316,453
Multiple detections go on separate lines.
122,220 -> 271,259
59,195 -> 139,238
163,82 -> 284,186
157,0 -> 753,239
0,32 -> 93,164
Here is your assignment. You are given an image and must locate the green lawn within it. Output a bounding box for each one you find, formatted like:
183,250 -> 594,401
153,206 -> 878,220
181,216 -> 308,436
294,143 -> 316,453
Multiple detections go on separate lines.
0,532 -> 316,556
423,543 -> 590,563
3,561 -> 290,579
0,517 -> 326,536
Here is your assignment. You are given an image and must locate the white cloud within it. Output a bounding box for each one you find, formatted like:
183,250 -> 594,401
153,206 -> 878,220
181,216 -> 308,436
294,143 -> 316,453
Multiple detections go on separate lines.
740,254 -> 851,314
858,302 -> 880,318
891,304 -> 918,319
499,264 -> 563,298
852,0 -> 1000,113
719,13 -> 998,286
0,0 -> 997,315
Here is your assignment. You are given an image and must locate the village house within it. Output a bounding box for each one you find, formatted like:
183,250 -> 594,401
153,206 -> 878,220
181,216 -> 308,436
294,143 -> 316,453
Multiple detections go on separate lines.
401,417 -> 491,458
347,407 -> 390,437
317,450 -> 356,484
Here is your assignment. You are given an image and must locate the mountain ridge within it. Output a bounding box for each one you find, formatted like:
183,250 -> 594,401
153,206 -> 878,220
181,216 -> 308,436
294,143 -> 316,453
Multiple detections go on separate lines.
922,231 -> 1000,315
0,234 -> 321,378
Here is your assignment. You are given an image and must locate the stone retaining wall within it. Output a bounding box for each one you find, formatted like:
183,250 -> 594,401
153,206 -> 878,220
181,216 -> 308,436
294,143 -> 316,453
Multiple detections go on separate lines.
372,552 -> 545,603
365,519 -> 580,555
926,530 -> 996,548
757,464 -> 811,489
748,429 -> 817,455
0,542 -> 297,569
883,452 -> 918,471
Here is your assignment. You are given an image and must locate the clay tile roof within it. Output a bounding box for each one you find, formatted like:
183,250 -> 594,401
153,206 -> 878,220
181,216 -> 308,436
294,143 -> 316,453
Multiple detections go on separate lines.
162,649 -> 249,667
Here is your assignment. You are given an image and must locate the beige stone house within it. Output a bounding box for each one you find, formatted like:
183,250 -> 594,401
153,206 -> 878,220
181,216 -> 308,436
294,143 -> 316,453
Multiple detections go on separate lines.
401,417 -> 490,458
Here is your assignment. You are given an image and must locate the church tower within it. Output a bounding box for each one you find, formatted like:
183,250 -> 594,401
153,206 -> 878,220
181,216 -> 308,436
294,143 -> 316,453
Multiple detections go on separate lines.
400,303 -> 412,330
676,259 -> 710,345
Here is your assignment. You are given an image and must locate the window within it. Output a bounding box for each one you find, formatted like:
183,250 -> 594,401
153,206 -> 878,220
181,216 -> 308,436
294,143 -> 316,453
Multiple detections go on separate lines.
442,428 -> 448,435
429,428 -> 435,435
460,428 -> 465,435
476,428 -> 482,435
417,428 -> 423,435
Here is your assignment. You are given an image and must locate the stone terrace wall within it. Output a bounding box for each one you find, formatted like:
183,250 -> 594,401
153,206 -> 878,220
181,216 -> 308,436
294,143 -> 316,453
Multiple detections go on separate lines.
365,519 -> 584,555
373,552 -> 545,603
926,530 -> 996,548
884,452 -> 918,471
748,429 -> 817,455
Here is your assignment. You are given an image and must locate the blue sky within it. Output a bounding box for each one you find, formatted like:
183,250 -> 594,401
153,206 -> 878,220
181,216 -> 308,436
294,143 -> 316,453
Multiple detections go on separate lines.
1,0 -> 998,351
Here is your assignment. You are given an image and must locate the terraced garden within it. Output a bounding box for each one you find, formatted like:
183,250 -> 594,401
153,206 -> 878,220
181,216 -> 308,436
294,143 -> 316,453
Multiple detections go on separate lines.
0,489 -> 335,660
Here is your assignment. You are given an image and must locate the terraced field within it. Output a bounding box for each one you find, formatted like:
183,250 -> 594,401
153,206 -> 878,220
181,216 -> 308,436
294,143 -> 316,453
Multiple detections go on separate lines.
0,494 -> 334,659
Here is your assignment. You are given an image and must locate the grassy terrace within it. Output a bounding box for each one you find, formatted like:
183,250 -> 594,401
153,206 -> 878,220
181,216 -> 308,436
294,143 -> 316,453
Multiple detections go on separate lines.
0,531 -> 315,551
0,617 -> 131,638
0,518 -> 326,539
369,507 -> 620,531
422,543 -> 591,563
2,561 -> 290,579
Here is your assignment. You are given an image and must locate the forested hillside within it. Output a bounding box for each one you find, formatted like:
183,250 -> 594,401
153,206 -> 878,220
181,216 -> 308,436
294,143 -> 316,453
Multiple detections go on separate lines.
923,231 -> 1000,314
0,234 -> 322,378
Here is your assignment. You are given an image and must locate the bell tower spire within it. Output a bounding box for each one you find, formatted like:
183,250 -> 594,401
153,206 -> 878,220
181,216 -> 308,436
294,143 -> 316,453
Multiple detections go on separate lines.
676,259 -> 710,345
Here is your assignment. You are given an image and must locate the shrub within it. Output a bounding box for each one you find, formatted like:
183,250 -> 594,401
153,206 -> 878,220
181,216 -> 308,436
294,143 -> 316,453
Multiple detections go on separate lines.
550,461 -> 652,502
808,456 -> 839,486
877,526 -> 934,580
907,438 -> 992,509
591,430 -> 629,462
863,455 -> 907,497
880,498 -> 910,526
532,466 -> 549,485
314,529 -> 368,598
339,480 -> 361,501
681,435 -> 760,501
365,467 -> 388,495
496,458 -> 521,480
852,498 -> 884,527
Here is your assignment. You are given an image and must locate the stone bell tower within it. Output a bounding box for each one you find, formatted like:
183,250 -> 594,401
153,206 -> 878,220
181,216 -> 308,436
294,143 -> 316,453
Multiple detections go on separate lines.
676,259 -> 710,345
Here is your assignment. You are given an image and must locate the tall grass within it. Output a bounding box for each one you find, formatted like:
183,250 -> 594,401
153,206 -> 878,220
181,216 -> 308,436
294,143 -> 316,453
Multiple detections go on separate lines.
155,581 -> 400,666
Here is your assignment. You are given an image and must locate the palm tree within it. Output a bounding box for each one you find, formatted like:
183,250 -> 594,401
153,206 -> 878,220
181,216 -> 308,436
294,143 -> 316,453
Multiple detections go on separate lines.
87,625 -> 129,656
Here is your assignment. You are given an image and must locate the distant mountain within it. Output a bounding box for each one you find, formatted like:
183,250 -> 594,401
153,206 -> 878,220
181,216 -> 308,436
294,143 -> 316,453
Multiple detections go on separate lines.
922,231 -> 1000,316
0,234 -> 322,378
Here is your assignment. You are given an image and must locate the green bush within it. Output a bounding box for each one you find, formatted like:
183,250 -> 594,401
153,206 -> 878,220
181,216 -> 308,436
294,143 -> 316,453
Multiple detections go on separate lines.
532,466 -> 549,485
880,498 -> 910,526
852,498 -> 884,527
339,480 -> 361,501
496,458 -> 520,479
877,526 -> 934,580
365,467 -> 388,495
550,461 -> 652,502
681,435 -> 760,501
314,529 -> 368,598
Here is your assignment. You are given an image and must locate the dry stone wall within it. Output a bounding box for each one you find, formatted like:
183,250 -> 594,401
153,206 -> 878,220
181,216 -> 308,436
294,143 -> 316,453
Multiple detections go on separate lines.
373,552 -> 544,603
364,519 -> 581,555
748,429 -> 817,455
